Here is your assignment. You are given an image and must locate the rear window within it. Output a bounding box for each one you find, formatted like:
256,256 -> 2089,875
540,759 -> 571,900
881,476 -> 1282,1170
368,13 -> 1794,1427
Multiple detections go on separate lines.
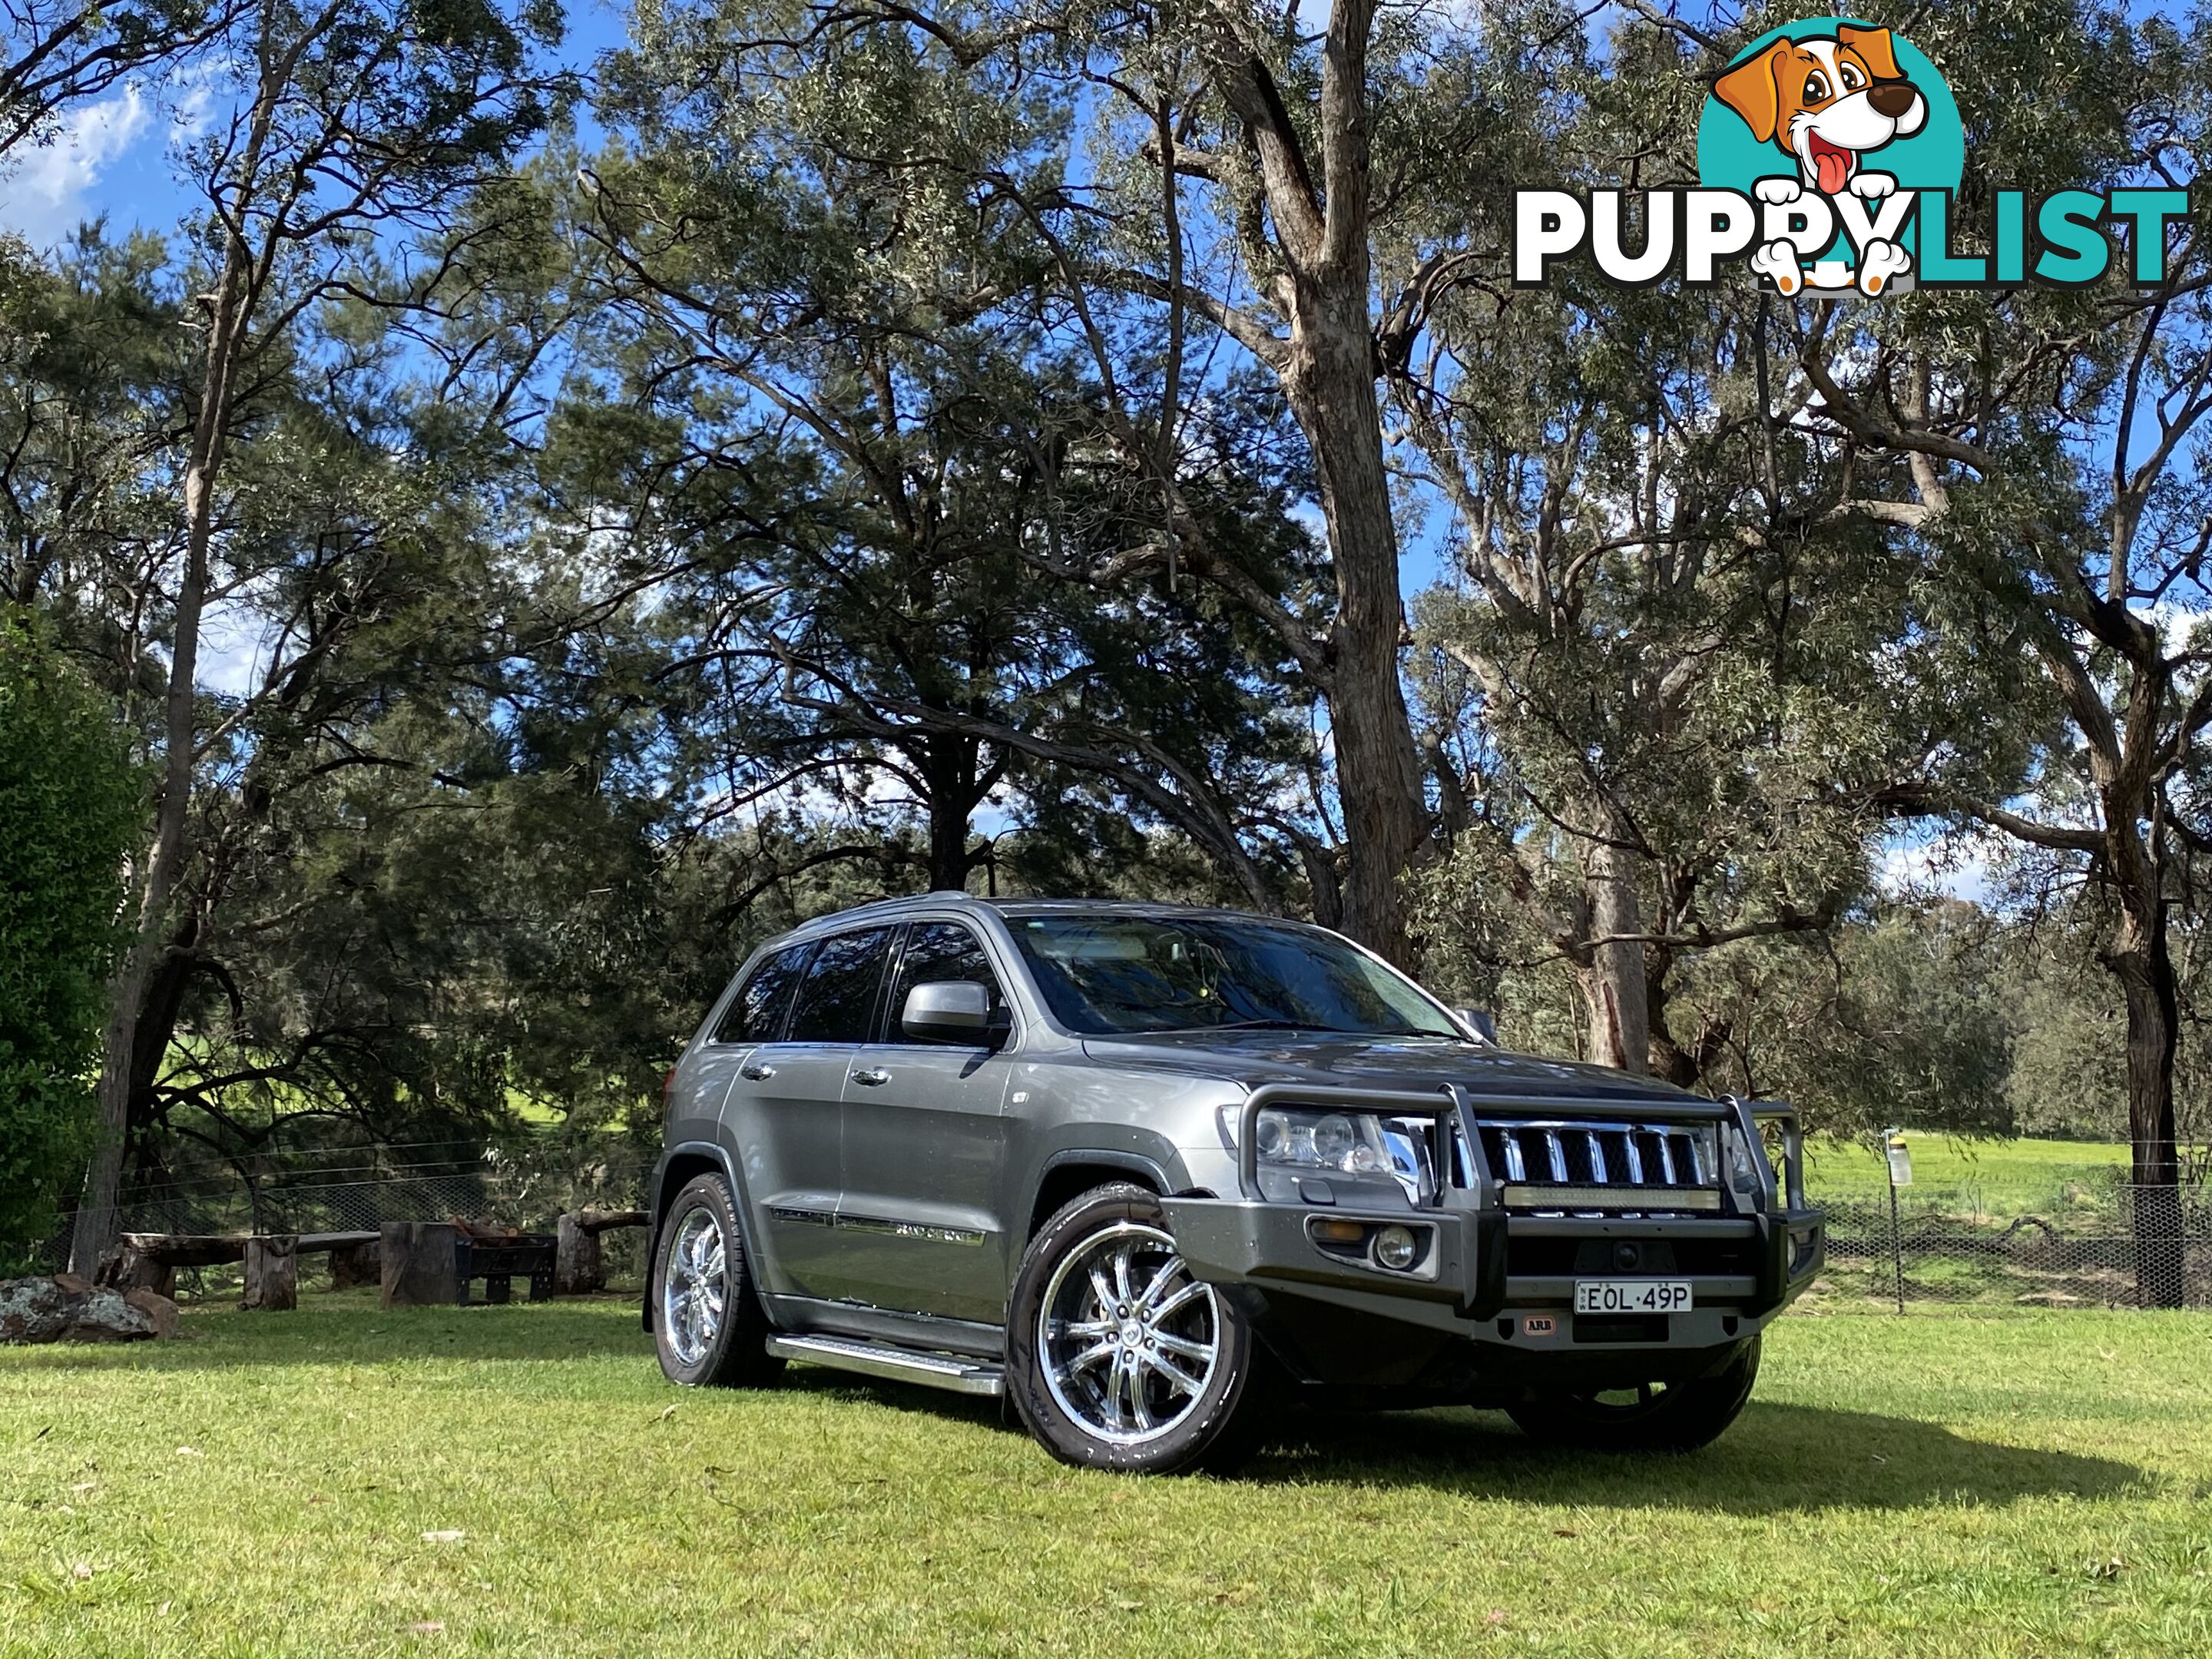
785,927 -> 895,1043
712,942 -> 813,1045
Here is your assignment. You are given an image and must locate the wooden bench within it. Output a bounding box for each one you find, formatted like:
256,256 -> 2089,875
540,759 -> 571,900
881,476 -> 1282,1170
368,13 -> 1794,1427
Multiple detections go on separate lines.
555,1208 -> 648,1294
377,1221 -> 561,1306
106,1230 -> 381,1308
104,1215 -> 648,1309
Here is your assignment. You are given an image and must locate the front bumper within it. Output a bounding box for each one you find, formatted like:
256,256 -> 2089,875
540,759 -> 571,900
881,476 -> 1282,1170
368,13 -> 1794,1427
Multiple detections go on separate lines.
1160,1083 -> 1824,1385
1161,1197 -> 1824,1326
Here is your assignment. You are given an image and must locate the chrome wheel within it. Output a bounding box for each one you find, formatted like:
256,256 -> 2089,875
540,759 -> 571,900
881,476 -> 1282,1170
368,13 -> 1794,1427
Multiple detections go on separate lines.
661,1206 -> 727,1367
1037,1220 -> 1220,1447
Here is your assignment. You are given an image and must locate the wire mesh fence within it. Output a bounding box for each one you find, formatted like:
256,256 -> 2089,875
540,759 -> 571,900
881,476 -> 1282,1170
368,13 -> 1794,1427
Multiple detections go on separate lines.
35,1137 -> 2212,1312
107,1136 -> 651,1242
1808,1182 -> 2211,1310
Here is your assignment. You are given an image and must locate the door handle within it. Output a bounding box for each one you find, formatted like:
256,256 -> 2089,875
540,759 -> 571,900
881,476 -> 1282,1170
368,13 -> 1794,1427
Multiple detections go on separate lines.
849,1067 -> 891,1087
739,1061 -> 776,1081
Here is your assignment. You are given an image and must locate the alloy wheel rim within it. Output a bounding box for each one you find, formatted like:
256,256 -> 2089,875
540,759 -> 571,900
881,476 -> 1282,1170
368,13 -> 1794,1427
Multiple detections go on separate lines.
662,1206 -> 727,1367
1038,1220 -> 1220,1446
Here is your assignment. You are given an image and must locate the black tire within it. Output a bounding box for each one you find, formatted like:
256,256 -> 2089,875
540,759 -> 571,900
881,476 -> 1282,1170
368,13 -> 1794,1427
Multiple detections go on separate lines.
1507,1336 -> 1761,1452
652,1173 -> 784,1389
1006,1182 -> 1265,1475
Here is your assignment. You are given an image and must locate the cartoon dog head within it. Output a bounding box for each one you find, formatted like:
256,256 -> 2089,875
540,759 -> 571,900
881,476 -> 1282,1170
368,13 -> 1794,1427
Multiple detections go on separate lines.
1713,25 -> 1927,197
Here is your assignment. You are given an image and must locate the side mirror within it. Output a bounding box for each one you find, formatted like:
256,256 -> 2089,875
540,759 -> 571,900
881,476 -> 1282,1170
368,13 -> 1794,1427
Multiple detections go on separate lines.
1453,1007 -> 1498,1044
902,980 -> 998,1044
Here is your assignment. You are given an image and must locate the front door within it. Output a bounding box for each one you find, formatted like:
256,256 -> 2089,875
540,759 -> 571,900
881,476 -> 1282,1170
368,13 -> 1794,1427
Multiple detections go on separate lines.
833,920 -> 1017,1323
720,926 -> 893,1300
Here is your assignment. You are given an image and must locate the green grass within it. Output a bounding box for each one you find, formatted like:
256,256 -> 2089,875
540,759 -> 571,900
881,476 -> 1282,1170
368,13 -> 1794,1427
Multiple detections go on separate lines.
4,1296 -> 2209,1655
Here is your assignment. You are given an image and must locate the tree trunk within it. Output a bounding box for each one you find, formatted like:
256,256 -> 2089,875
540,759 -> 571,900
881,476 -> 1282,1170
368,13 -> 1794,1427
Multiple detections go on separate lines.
1282,286 -> 1429,964
555,1213 -> 604,1296
1579,802 -> 1651,1074
2108,899 -> 2185,1308
68,224 -> 257,1276
240,1234 -> 297,1311
919,737 -> 980,892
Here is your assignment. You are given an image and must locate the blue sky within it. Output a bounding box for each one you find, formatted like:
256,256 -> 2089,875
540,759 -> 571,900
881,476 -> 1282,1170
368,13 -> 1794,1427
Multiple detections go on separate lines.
0,1 -> 634,250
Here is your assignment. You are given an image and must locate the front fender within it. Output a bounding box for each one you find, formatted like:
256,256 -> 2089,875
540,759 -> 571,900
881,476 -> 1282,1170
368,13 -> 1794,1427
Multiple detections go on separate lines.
641,1137 -> 748,1333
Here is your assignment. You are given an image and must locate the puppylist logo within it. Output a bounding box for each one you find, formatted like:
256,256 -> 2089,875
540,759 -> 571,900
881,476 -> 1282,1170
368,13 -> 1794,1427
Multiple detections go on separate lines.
1515,19 -> 2190,296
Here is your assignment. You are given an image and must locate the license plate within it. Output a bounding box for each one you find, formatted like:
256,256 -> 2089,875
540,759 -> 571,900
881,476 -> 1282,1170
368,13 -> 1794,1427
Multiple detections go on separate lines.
1574,1279 -> 1692,1314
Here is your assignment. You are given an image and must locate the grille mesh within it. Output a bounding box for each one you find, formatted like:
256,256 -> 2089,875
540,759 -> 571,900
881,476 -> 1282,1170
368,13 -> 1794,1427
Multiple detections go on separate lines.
1474,1119 -> 1720,1211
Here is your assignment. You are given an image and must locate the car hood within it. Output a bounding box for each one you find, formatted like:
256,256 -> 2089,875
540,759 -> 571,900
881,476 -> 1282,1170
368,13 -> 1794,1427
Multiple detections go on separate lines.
1076,1031 -> 1704,1106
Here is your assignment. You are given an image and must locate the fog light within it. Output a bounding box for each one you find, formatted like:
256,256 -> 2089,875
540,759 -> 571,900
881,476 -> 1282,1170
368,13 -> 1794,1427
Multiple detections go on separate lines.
1373,1224 -> 1419,1270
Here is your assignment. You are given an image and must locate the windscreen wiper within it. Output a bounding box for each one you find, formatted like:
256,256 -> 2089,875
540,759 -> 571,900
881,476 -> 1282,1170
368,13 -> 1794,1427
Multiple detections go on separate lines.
1210,1017 -> 1366,1034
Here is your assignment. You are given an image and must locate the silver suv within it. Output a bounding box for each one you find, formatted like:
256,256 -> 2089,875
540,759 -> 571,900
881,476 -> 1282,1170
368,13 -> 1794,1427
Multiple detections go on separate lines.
647,896 -> 1823,1472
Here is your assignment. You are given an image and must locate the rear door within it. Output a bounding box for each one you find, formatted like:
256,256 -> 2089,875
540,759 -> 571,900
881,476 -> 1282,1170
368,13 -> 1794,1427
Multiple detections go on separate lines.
719,926 -> 893,1300
833,919 -> 1018,1322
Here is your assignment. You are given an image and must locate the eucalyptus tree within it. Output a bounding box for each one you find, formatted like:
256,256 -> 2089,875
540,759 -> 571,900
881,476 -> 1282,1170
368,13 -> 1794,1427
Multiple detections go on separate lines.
592,0 -> 1522,961
1376,5 -> 2020,1075
583,16 -> 1322,914
2,214 -> 696,1221
1745,0 -> 2212,1303
66,0 -> 566,1273
1396,266 -> 1920,1075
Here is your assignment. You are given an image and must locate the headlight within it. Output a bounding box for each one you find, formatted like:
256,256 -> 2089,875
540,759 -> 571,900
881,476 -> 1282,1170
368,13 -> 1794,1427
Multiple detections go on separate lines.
1724,1121 -> 1773,1200
1253,1108 -> 1394,1176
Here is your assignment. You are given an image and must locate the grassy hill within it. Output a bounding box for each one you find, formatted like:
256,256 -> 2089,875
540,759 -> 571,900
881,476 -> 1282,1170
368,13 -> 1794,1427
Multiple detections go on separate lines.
1803,1133 -> 2134,1215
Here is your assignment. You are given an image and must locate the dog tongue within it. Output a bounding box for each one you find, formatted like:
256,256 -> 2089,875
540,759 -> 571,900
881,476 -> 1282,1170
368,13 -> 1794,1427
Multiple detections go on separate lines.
1813,145 -> 1851,196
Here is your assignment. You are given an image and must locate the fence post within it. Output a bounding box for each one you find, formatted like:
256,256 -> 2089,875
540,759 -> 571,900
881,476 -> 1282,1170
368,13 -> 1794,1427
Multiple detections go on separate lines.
1884,1129 -> 1912,1314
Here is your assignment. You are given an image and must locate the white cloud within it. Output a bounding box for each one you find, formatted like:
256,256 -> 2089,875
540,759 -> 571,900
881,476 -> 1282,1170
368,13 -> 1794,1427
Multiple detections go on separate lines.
0,84 -> 152,247
167,59 -> 230,143
1876,830 -> 1998,905
195,595 -> 276,698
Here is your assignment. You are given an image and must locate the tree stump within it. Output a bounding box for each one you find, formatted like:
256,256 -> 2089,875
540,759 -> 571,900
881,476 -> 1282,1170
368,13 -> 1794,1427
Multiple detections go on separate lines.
379,1221 -> 460,1308
328,1239 -> 380,1291
240,1235 -> 298,1311
104,1247 -> 177,1300
555,1213 -> 604,1296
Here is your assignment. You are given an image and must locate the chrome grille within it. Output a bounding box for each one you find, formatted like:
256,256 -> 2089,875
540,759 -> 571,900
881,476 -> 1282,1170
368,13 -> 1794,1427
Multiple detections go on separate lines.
1474,1119 -> 1720,1213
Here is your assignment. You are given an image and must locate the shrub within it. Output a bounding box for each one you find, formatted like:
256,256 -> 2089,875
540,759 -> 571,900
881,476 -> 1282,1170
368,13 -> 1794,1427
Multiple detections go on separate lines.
0,614 -> 142,1267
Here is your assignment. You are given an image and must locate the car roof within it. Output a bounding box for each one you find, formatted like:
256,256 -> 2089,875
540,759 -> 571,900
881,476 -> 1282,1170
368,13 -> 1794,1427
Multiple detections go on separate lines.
765,893 -> 1329,945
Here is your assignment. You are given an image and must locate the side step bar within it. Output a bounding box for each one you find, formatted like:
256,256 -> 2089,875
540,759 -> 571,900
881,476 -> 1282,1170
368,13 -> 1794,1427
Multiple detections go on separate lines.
766,1333 -> 1005,1398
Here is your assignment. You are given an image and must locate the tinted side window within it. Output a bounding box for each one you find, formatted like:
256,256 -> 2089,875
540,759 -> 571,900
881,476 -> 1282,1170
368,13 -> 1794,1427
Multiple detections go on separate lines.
712,942 -> 813,1045
785,928 -> 894,1043
888,922 -> 1005,1044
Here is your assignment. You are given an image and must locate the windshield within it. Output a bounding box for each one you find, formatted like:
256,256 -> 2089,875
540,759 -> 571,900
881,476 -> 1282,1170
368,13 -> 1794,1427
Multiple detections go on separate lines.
1009,914 -> 1462,1038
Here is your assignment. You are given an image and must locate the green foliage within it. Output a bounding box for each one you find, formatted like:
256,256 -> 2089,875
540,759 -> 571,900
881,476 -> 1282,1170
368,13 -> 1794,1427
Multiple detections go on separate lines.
1673,904 -> 2015,1141
1993,899 -> 2212,1147
0,614 -> 141,1261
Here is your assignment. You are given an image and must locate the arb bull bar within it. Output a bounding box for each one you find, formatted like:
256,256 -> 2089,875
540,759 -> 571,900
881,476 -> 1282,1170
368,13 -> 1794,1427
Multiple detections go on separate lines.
1161,1083 -> 1823,1336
